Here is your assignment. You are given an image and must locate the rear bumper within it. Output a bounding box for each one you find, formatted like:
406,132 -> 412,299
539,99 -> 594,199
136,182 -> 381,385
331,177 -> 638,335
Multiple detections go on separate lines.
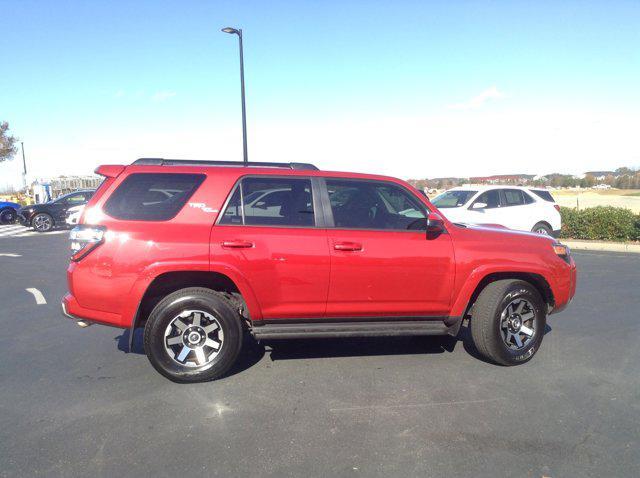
61,293 -> 126,328
551,229 -> 561,238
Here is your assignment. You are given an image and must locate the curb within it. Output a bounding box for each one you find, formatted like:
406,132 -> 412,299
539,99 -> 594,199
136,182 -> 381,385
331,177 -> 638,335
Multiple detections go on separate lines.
562,239 -> 640,254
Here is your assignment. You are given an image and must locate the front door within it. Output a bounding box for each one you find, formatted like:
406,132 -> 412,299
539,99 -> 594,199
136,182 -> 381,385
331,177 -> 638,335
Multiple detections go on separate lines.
210,176 -> 330,319
322,178 -> 455,318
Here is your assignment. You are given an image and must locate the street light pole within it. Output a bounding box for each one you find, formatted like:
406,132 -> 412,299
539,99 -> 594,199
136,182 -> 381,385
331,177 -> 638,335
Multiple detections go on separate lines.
20,142 -> 27,189
222,27 -> 248,164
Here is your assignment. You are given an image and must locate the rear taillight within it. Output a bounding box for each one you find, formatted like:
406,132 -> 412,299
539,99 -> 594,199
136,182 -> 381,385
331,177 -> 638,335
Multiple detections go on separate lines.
554,204 -> 561,212
70,225 -> 106,261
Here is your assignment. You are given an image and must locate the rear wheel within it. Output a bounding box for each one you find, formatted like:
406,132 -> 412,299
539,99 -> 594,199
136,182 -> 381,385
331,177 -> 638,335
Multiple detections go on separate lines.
532,222 -> 552,235
32,213 -> 54,232
0,208 -> 16,224
143,287 -> 243,383
470,279 -> 546,365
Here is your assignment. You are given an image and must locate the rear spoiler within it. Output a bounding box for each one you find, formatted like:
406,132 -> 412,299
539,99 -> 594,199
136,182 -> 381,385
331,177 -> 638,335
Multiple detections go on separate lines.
95,165 -> 125,178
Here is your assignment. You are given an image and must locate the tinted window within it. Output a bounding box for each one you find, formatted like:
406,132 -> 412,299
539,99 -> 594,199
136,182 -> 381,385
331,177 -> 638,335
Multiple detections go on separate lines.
220,177 -> 315,227
326,179 -> 427,230
531,189 -> 555,202
432,190 -> 477,208
64,192 -> 92,205
472,190 -> 500,209
104,173 -> 205,221
501,189 -> 525,206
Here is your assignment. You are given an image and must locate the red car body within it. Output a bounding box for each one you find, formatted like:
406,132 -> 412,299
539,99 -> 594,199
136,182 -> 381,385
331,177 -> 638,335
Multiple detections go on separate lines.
63,162 -> 576,333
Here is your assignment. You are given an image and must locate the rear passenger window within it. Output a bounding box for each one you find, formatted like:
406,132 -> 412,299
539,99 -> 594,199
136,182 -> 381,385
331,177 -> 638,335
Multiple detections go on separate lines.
501,189 -> 525,206
104,173 -> 205,221
219,177 -> 315,227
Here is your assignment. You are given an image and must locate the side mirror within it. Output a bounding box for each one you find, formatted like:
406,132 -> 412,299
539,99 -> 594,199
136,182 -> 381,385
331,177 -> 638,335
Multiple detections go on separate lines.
426,212 -> 446,240
471,202 -> 487,210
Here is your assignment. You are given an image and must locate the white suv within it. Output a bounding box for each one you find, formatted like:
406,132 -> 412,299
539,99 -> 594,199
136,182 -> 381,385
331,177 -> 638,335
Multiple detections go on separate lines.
431,186 -> 561,236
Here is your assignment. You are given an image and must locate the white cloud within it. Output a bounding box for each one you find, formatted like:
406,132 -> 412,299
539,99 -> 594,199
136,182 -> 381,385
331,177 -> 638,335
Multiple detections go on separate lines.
448,86 -> 506,110
151,91 -> 176,102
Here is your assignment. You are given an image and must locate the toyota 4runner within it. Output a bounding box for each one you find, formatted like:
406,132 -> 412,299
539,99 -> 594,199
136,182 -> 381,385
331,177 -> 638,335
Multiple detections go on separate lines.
62,159 -> 577,382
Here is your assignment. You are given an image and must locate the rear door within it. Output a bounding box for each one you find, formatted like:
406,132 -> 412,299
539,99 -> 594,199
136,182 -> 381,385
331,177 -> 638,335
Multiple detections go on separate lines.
499,189 -> 535,230
210,176 -> 330,319
322,178 -> 454,318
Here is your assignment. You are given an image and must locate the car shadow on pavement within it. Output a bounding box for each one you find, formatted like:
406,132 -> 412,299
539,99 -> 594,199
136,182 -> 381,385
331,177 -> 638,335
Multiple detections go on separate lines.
266,334 -> 459,361
116,322 -> 552,372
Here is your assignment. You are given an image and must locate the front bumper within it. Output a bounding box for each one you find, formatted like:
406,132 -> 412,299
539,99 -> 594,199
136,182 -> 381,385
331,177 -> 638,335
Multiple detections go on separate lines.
551,229 -> 561,238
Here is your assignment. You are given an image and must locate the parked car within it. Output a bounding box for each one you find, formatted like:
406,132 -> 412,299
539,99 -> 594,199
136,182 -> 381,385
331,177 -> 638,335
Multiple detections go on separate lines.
18,189 -> 95,232
0,200 -> 21,224
62,159 -> 576,383
431,186 -> 561,236
65,204 -> 85,226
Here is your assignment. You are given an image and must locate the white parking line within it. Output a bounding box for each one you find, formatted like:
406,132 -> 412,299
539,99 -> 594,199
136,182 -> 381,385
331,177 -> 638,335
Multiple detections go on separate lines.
26,288 -> 47,305
0,253 -> 22,257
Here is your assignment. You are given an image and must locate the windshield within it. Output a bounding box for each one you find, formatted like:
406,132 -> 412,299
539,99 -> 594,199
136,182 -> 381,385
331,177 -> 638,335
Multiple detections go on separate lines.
432,190 -> 477,208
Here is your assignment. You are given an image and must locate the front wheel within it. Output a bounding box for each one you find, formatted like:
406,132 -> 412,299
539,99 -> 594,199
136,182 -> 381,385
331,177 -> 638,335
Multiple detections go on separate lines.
32,213 -> 54,232
143,288 -> 243,383
470,279 -> 546,365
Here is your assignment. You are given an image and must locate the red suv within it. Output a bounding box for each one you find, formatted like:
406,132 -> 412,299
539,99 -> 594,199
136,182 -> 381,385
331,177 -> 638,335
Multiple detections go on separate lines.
62,159 -> 577,382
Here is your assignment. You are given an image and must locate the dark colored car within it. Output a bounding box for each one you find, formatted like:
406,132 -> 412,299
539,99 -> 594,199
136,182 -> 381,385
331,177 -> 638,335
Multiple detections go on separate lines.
18,190 -> 95,232
63,159 -> 576,383
0,200 -> 21,224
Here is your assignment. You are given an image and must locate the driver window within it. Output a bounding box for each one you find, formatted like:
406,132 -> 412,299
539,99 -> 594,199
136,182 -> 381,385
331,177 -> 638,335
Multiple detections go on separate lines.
471,190 -> 500,209
325,179 -> 427,231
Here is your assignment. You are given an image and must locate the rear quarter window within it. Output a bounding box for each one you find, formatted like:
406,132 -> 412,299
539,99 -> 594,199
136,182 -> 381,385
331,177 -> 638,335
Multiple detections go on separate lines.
104,173 -> 205,221
531,189 -> 556,202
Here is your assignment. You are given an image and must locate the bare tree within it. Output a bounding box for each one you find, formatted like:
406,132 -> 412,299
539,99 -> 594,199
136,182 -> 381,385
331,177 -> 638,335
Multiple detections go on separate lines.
0,121 -> 18,163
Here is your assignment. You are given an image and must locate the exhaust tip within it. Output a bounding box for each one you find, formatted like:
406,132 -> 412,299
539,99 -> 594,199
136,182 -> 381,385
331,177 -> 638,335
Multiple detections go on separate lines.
76,320 -> 92,328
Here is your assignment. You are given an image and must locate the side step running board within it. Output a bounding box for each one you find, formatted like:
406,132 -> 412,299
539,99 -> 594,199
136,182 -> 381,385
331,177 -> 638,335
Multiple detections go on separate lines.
251,319 -> 461,340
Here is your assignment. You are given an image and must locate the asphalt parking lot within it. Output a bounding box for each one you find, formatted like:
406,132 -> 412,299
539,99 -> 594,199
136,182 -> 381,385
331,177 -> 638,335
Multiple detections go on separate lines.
0,232 -> 638,477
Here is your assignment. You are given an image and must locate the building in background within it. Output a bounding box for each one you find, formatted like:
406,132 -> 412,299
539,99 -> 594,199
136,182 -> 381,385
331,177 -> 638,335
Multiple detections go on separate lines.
29,176 -> 102,203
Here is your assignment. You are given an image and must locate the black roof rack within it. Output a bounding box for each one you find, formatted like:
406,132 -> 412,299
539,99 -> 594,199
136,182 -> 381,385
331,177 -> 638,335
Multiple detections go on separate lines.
132,158 -> 318,170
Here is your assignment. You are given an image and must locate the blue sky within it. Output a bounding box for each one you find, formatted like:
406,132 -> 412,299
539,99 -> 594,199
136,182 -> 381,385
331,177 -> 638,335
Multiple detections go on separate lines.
1,0 -> 639,187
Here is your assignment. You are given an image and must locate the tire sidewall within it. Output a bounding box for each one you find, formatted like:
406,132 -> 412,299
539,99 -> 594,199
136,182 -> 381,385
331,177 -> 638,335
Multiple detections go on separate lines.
144,292 -> 242,382
490,284 -> 546,365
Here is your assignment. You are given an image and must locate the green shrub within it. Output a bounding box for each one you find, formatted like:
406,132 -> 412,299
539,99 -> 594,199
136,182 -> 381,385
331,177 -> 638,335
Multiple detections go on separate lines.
560,206 -> 640,242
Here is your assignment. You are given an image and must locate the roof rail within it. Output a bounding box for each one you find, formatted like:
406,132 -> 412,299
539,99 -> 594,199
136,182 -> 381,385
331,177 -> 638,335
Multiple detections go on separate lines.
132,158 -> 319,170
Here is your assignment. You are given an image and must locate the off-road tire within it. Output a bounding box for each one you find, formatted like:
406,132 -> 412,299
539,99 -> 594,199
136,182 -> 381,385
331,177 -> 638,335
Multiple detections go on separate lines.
143,287 -> 243,383
470,279 -> 546,365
